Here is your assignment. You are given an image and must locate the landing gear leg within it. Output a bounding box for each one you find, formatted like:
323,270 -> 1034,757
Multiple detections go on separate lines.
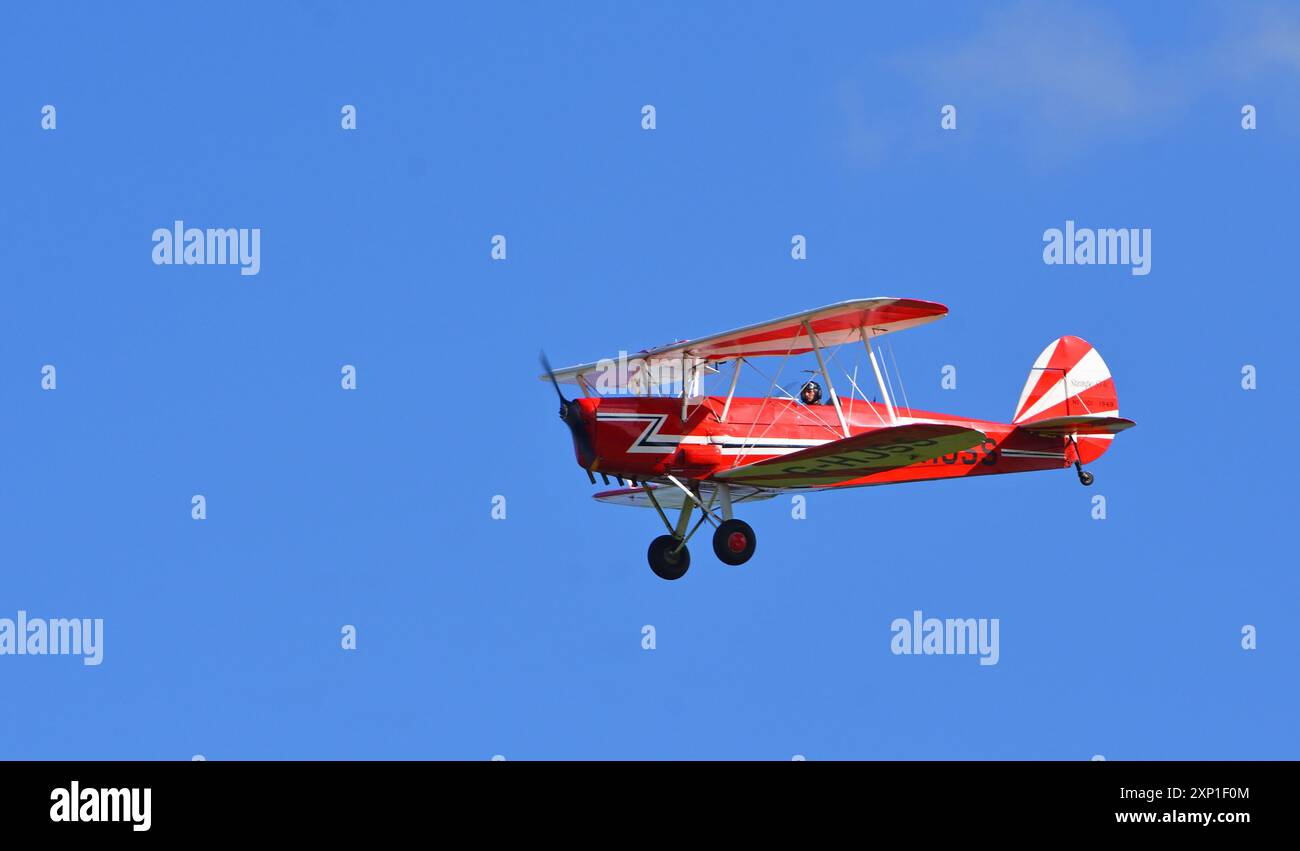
642,480 -> 736,578
1069,437 -> 1094,486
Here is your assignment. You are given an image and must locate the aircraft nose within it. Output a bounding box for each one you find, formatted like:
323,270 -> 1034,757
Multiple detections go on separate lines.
561,398 -> 596,468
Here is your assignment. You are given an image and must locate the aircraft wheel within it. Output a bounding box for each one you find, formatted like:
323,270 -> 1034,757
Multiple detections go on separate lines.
647,535 -> 690,581
712,519 -> 757,566
1078,470 -> 1095,486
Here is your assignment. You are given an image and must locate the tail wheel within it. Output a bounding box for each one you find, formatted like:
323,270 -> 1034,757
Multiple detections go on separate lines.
647,535 -> 690,581
1073,456 -> 1095,487
712,519 -> 756,566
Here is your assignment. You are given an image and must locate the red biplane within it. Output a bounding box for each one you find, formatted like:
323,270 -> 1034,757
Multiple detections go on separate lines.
540,298 -> 1134,580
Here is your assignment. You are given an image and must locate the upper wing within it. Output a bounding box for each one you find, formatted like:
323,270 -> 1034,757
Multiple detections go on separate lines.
712,423 -> 987,488
541,297 -> 947,386
593,481 -> 776,509
1015,414 -> 1136,437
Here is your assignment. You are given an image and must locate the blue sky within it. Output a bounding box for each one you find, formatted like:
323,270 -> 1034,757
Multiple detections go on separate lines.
1,1 -> 1295,759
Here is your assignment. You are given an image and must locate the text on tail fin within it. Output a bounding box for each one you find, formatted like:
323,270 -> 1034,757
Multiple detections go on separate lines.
1013,336 -> 1118,424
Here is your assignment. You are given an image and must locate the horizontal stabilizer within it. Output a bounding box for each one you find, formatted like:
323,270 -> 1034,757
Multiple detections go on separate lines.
713,423 -> 987,488
1015,414 -> 1135,437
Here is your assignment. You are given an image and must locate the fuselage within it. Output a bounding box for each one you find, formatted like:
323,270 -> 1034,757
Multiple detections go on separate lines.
573,395 -> 1108,489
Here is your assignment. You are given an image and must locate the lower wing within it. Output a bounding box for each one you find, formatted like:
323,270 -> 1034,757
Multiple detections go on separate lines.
711,423 -> 988,488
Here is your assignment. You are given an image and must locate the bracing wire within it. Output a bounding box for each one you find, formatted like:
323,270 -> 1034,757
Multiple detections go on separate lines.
825,341 -> 888,426
887,339 -> 912,416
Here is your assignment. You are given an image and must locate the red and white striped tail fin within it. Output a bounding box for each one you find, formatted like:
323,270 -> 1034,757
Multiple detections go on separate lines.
1012,336 -> 1119,425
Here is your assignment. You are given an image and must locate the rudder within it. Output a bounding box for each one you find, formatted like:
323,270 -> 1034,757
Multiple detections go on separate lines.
1013,336 -> 1119,424
1013,336 -> 1123,464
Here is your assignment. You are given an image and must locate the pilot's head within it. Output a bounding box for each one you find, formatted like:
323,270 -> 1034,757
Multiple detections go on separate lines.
800,380 -> 822,405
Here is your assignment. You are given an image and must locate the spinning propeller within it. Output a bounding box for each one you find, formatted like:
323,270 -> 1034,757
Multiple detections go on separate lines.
540,352 -> 596,470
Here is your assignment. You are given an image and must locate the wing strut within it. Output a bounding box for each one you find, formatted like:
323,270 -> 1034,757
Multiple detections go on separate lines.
862,327 -> 897,424
681,354 -> 689,421
803,320 -> 850,438
719,358 -> 743,423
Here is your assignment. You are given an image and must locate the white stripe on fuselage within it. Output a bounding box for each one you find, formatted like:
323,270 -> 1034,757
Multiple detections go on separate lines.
595,411 -> 831,455
595,410 -> 1083,471
595,411 -> 1012,457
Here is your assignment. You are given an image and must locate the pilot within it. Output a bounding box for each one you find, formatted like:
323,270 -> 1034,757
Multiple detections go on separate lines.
799,380 -> 822,405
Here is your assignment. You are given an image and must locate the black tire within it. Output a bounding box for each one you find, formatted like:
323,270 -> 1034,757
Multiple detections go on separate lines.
647,535 -> 690,580
1079,470 -> 1095,486
712,519 -> 757,566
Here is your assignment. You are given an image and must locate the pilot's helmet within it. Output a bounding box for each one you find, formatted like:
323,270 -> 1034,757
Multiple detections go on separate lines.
800,380 -> 822,404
